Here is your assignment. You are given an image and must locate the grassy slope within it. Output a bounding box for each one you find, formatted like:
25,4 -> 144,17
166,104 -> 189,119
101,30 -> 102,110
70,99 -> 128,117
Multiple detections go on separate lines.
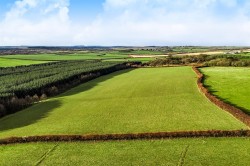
0,58 -> 50,67
0,67 -> 246,139
201,67 -> 250,114
0,138 -> 249,165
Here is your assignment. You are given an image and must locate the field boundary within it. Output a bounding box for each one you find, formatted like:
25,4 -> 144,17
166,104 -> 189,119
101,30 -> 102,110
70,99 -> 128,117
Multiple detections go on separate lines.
192,66 -> 250,127
0,130 -> 249,145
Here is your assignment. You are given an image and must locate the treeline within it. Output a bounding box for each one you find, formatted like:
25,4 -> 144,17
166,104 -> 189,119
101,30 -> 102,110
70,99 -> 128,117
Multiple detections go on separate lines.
147,54 -> 250,67
0,61 -> 139,117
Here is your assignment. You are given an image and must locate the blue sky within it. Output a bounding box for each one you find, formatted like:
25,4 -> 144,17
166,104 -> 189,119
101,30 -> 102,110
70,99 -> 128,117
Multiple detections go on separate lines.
0,0 -> 250,46
69,0 -> 104,22
0,0 -> 104,22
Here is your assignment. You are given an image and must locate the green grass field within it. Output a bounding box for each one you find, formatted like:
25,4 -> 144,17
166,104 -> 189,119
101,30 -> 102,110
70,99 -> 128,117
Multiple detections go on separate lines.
0,53 -> 129,61
0,53 -> 154,63
172,47 -> 210,53
0,67 -> 246,139
201,67 -> 250,114
1,138 -> 249,165
102,57 -> 154,62
0,57 -> 50,67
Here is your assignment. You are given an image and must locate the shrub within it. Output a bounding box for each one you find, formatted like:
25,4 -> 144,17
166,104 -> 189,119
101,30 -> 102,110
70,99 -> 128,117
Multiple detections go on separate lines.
40,94 -> 47,100
48,86 -> 59,96
25,95 -> 33,104
32,94 -> 39,102
0,104 -> 6,117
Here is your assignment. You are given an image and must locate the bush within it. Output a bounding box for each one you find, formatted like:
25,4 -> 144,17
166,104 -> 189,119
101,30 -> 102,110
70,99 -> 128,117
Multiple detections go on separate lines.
47,86 -> 59,96
0,104 -> 6,117
32,94 -> 39,102
25,95 -> 33,104
40,94 -> 47,100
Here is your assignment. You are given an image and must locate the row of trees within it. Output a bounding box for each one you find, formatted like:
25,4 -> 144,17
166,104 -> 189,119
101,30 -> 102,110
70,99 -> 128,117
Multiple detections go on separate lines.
0,60 -> 122,98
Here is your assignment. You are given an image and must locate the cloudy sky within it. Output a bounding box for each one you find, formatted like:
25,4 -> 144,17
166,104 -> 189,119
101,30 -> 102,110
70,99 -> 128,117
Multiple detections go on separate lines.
0,0 -> 250,46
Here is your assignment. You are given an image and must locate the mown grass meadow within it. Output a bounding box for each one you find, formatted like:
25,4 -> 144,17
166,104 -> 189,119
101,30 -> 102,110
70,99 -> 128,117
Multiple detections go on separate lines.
201,67 -> 250,114
1,138 -> 250,165
0,58 -> 50,67
0,67 -> 247,139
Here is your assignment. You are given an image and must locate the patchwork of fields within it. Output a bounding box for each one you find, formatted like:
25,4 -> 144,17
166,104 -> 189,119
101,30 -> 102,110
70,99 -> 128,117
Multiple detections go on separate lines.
0,57 -> 250,165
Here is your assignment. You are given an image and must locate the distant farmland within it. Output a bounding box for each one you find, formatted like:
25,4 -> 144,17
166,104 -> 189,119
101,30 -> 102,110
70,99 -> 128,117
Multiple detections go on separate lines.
0,57 -> 50,67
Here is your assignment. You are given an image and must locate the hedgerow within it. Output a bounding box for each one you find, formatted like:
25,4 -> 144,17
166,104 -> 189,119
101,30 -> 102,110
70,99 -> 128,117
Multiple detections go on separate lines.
192,66 -> 250,127
147,54 -> 250,67
0,130 -> 249,145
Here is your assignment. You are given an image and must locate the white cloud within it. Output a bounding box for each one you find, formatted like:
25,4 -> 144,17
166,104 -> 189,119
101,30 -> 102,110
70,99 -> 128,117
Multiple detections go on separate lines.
77,0 -> 250,46
5,0 -> 38,20
73,0 -> 250,45
0,0 -> 72,46
0,0 -> 250,46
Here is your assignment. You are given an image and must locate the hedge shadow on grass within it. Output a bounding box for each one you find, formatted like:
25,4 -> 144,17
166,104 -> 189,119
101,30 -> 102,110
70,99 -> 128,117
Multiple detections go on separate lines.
193,66 -> 250,127
202,71 -> 250,115
57,69 -> 135,98
0,100 -> 62,132
0,69 -> 135,132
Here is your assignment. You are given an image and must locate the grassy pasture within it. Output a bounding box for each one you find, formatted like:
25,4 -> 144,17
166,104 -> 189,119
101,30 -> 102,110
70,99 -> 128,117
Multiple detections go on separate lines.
0,67 -> 246,139
124,50 -> 166,55
0,53 -> 128,61
102,57 -> 154,62
0,58 -> 50,67
0,138 -> 249,165
0,53 -> 154,63
201,67 -> 250,114
172,47 -> 210,53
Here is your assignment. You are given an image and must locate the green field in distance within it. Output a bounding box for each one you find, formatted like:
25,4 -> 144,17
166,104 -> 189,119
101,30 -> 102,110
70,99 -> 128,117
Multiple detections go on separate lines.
0,57 -> 50,67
